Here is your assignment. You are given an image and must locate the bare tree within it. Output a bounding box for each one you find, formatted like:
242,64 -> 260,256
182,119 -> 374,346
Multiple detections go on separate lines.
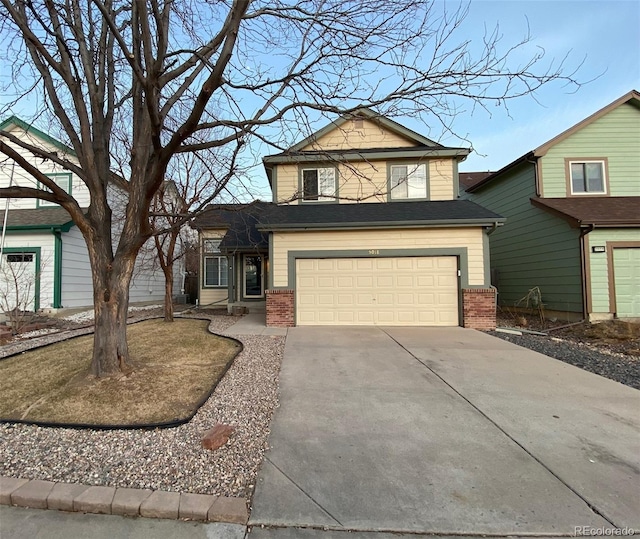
0,0 -> 580,376
0,251 -> 48,334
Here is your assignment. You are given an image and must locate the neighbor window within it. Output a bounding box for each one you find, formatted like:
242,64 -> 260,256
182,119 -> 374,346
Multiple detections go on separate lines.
569,161 -> 606,194
203,239 -> 228,287
389,164 -> 427,200
37,173 -> 72,207
6,253 -> 34,263
302,167 -> 336,201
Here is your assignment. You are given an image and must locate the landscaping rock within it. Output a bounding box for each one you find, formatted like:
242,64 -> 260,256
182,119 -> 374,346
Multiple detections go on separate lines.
202,424 -> 235,451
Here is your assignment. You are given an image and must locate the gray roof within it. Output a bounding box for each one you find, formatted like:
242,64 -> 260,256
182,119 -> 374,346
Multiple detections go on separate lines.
0,207 -> 77,229
193,200 -> 504,250
257,199 -> 504,230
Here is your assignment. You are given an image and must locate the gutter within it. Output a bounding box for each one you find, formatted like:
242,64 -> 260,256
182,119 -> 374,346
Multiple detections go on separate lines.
257,218 -> 506,232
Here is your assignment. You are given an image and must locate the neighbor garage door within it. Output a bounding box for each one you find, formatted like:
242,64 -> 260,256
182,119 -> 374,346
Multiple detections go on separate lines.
296,256 -> 459,326
613,248 -> 640,317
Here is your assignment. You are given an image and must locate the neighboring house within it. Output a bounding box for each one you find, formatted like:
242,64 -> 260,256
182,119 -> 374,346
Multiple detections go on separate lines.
0,116 -> 176,311
466,90 -> 640,321
192,109 -> 505,328
459,171 -> 494,193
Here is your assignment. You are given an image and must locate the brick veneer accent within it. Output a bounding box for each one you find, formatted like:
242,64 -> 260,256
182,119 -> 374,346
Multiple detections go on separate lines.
266,289 -> 295,327
462,288 -> 497,330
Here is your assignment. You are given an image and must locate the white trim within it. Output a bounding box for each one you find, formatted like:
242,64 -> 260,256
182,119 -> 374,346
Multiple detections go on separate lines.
569,160 -> 607,195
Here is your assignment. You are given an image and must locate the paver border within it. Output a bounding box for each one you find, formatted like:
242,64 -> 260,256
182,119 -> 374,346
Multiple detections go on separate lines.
0,476 -> 248,524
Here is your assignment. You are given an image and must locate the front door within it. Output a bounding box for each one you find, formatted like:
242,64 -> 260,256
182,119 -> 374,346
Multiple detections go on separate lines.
243,254 -> 264,299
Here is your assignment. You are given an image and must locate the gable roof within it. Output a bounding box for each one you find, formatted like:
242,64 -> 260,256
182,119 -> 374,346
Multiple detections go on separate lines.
534,90 -> 640,157
0,116 -> 77,157
530,197 -> 640,227
263,109 -> 470,181
467,89 -> 640,193
287,108 -> 442,152
0,207 -> 78,231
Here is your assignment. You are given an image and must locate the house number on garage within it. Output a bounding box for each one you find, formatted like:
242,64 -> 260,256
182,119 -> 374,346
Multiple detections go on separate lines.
368,249 -> 380,255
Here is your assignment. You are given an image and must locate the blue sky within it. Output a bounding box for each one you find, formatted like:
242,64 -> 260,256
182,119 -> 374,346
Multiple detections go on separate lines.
2,0 -> 638,197
430,0 -> 640,172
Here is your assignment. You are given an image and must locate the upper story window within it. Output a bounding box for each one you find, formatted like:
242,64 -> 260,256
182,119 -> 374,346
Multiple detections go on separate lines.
301,167 -> 337,202
203,239 -> 228,288
389,164 -> 428,200
37,173 -> 72,207
569,161 -> 607,195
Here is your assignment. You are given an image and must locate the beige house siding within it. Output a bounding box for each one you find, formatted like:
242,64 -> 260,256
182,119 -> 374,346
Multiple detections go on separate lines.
272,228 -> 486,287
275,159 -> 456,204
199,229 -> 229,306
540,103 -> 640,197
303,118 -> 415,151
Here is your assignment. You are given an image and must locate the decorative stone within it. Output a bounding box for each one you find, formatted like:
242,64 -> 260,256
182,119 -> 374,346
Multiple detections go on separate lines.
201,424 -> 235,451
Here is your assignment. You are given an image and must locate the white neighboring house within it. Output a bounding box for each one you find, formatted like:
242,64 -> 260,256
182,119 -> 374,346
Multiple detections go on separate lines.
0,116 -> 179,312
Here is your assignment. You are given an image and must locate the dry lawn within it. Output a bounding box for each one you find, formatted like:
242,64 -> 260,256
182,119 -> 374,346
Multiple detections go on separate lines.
0,319 -> 241,426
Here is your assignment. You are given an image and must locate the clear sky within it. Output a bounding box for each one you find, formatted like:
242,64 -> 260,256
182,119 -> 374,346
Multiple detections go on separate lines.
431,0 -> 640,172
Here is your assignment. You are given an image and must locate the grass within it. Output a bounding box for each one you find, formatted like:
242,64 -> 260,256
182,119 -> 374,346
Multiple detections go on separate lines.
0,319 -> 241,426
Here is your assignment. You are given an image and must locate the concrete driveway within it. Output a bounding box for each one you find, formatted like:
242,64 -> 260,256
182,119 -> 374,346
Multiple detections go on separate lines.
249,327 -> 640,536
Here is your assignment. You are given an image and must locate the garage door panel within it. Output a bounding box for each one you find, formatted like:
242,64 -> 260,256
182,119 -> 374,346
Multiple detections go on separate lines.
296,256 -> 459,326
356,276 -> 374,287
356,259 -> 374,270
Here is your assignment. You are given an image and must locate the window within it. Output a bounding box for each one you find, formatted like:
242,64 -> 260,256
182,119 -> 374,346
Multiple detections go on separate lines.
6,253 -> 34,263
203,239 -> 228,287
37,173 -> 72,207
569,161 -> 606,194
389,164 -> 427,200
302,167 -> 336,201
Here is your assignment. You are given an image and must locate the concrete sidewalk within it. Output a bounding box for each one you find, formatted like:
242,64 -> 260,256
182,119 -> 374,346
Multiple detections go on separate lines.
249,326 -> 640,536
224,314 -> 288,336
0,506 -> 246,539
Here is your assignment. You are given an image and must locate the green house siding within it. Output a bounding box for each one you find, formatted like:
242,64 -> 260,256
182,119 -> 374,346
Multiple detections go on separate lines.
541,103 -> 640,197
470,162 -> 583,313
586,228 -> 640,315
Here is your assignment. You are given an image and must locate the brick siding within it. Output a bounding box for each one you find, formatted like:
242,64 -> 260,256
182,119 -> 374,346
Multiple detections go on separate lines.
462,288 -> 497,330
266,289 -> 295,327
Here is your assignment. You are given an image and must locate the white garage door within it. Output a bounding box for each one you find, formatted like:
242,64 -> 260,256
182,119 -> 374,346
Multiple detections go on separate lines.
296,257 -> 459,326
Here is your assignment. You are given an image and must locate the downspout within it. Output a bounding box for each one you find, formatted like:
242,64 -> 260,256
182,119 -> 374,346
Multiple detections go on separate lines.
52,229 -> 63,308
579,224 -> 595,320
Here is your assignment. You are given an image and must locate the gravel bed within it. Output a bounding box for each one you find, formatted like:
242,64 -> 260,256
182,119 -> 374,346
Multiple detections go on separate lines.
489,331 -> 640,390
0,315 -> 285,498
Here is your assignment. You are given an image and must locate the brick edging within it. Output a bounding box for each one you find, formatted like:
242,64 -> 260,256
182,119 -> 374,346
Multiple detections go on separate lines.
0,476 -> 247,524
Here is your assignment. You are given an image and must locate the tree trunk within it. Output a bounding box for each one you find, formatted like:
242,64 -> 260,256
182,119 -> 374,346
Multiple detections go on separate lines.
88,244 -> 137,377
163,263 -> 174,322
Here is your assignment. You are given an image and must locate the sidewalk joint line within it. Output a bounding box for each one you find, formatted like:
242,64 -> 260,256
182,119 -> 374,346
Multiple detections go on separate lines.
380,328 -> 619,529
263,457 -> 343,527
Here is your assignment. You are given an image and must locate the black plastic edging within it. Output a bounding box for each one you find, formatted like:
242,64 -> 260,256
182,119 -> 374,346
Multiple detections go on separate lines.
0,316 -> 244,430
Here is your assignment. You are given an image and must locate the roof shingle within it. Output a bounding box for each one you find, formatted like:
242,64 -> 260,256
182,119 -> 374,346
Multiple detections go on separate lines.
531,197 -> 640,226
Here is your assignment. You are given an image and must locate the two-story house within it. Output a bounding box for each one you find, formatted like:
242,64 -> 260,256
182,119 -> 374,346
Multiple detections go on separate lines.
192,109 -> 504,328
466,90 -> 640,321
0,116 -> 176,312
